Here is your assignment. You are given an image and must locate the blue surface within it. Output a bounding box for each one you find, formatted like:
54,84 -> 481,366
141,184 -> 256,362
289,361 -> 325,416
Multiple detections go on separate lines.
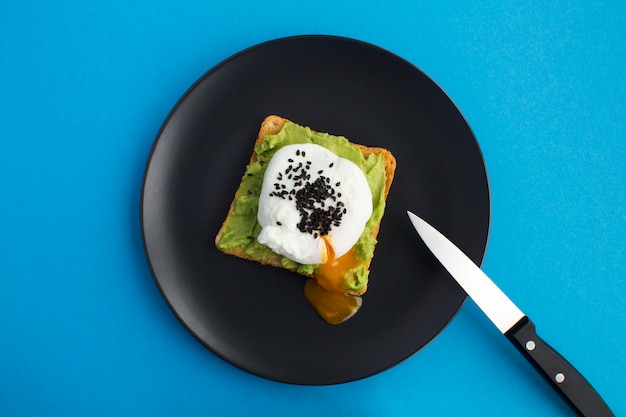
1,1 -> 624,416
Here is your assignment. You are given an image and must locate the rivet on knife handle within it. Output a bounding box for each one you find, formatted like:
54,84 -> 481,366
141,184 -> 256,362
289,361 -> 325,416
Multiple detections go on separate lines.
505,317 -> 614,417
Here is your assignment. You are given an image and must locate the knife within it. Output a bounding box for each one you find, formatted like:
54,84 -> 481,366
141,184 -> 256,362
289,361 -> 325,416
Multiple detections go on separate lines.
407,211 -> 614,417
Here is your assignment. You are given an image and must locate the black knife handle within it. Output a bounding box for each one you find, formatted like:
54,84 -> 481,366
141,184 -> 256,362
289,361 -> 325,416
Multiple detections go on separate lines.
505,317 -> 614,417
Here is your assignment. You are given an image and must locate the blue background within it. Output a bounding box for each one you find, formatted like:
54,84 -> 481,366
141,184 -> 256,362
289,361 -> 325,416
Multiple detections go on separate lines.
1,1 -> 624,416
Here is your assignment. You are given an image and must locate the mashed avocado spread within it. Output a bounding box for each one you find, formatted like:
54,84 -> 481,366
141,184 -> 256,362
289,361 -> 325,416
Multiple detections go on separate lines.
216,121 -> 387,294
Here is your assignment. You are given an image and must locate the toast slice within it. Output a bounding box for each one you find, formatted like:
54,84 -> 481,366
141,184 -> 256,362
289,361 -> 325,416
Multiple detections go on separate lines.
215,115 -> 396,295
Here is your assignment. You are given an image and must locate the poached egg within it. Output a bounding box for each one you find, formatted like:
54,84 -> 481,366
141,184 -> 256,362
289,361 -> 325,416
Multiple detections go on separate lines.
257,143 -> 373,265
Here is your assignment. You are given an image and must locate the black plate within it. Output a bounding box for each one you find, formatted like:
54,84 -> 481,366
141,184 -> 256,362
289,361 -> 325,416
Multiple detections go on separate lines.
141,35 -> 490,385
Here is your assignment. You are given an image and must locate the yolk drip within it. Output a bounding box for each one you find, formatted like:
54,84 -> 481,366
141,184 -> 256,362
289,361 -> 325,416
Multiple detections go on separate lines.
304,279 -> 362,324
315,236 -> 362,293
304,236 -> 363,324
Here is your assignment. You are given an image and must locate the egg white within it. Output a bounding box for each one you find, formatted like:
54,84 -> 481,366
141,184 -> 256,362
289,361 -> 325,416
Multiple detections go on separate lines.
257,143 -> 373,264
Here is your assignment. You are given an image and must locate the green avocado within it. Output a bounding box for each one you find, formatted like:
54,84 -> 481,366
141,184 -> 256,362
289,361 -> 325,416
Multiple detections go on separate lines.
216,121 -> 388,294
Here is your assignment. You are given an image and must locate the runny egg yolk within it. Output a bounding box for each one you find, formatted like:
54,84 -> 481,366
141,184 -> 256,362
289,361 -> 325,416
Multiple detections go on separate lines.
304,236 -> 364,324
316,236 -> 361,293
304,279 -> 361,325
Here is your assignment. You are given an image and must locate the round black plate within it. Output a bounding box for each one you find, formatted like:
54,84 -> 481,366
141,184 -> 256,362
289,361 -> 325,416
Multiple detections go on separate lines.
141,35 -> 490,385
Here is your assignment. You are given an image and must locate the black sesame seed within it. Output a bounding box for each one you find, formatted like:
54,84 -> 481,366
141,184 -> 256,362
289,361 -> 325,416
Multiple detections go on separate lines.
336,182 -> 341,187
329,162 -> 334,168
318,170 -> 323,174
302,151 -> 306,157
296,149 -> 300,156
276,221 -> 282,226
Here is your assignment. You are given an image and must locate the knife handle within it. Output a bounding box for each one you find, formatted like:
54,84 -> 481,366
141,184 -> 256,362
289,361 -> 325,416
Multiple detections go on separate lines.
505,317 -> 614,417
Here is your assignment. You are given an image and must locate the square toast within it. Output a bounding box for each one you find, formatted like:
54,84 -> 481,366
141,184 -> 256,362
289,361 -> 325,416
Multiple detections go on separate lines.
215,115 -> 396,295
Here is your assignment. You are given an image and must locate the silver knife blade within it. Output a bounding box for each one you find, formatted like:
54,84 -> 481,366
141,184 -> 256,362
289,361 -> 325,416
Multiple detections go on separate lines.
407,211 -> 524,333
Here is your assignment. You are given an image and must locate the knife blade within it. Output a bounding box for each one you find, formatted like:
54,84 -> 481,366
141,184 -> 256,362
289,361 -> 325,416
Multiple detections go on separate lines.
407,211 -> 614,417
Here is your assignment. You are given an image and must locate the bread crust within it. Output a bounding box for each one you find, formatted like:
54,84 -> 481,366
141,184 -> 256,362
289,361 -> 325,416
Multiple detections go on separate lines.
215,115 -> 396,295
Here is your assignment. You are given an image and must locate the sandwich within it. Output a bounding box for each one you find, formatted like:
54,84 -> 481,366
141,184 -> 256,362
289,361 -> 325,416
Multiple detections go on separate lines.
215,115 -> 396,322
